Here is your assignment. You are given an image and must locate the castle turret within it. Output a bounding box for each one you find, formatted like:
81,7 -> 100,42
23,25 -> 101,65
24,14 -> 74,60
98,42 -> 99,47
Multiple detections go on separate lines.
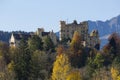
60,21 -> 66,27
60,21 -> 66,41
36,28 -> 44,37
89,30 -> 100,49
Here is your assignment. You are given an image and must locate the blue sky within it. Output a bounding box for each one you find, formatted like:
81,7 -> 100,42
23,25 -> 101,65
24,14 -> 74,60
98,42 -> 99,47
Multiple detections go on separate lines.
0,0 -> 120,32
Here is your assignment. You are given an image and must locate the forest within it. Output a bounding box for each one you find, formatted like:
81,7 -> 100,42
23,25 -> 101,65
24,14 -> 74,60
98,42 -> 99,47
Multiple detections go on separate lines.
0,32 -> 120,80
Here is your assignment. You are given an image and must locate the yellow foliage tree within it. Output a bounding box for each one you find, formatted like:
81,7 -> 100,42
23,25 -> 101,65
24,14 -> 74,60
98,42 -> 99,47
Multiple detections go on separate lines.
56,45 -> 65,56
0,55 -> 15,80
70,31 -> 82,54
7,61 -> 15,80
0,55 -> 6,79
69,31 -> 86,68
66,70 -> 82,80
118,76 -> 120,80
51,53 -> 71,80
111,67 -> 120,80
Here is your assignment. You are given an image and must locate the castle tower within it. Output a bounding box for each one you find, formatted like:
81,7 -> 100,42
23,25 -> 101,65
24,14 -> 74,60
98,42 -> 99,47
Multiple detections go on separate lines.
49,30 -> 57,45
89,30 -> 100,49
36,28 -> 44,37
59,20 -> 89,42
59,21 -> 66,41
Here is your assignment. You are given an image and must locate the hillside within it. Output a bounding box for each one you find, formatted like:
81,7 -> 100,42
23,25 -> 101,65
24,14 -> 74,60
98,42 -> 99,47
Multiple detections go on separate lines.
0,31 -> 11,43
0,31 -> 32,44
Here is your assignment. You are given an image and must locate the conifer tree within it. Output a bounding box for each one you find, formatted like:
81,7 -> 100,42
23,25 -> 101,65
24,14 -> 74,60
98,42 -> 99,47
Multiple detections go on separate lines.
43,36 -> 55,52
28,35 -> 43,52
13,39 -> 31,80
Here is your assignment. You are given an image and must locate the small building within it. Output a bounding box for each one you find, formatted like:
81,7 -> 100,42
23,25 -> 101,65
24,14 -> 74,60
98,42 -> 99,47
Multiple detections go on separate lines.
9,33 -> 31,47
88,30 -> 100,49
35,28 -> 57,45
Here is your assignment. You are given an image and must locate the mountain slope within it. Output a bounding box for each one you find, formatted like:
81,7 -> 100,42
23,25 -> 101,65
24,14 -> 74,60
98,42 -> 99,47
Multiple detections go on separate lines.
88,15 -> 120,36
0,31 -> 32,44
0,31 -> 11,43
88,15 -> 120,48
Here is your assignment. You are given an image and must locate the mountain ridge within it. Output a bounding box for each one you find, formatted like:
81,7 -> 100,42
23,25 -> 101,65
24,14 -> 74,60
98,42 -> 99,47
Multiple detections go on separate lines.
88,14 -> 120,47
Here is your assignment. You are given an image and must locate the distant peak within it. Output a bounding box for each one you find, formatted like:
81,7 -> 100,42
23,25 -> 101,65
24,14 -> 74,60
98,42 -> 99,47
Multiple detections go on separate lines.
110,14 -> 120,20
117,14 -> 120,19
117,14 -> 120,17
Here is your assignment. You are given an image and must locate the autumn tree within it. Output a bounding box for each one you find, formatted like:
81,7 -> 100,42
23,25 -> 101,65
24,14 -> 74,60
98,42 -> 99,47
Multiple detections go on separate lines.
105,33 -> 120,56
92,67 -> 111,80
51,53 -> 71,80
0,53 -> 15,80
69,31 -> 87,68
0,42 -> 10,64
86,53 -> 104,78
0,55 -> 6,80
70,31 -> 82,54
111,67 -> 120,80
56,45 -> 65,56
66,69 -> 82,80
102,33 -> 120,66
111,56 -> 120,80
6,61 -> 16,80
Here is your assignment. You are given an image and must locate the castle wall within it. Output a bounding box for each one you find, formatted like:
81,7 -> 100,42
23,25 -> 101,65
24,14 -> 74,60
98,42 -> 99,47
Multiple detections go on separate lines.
60,20 -> 100,48
60,21 -> 88,41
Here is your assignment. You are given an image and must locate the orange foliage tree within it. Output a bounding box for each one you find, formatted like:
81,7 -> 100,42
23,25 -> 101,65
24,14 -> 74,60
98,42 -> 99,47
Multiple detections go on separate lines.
70,31 -> 82,54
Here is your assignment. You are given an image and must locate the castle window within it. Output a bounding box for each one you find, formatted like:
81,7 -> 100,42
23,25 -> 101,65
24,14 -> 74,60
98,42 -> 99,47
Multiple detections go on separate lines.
63,34 -> 65,37
71,30 -> 74,34
10,42 -> 14,44
62,30 -> 65,32
67,34 -> 69,37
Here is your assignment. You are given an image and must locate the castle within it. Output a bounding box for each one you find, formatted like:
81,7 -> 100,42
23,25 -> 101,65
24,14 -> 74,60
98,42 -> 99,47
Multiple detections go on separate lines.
9,20 -> 100,49
35,28 -> 57,45
9,28 -> 57,47
9,32 -> 32,47
59,20 -> 100,48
